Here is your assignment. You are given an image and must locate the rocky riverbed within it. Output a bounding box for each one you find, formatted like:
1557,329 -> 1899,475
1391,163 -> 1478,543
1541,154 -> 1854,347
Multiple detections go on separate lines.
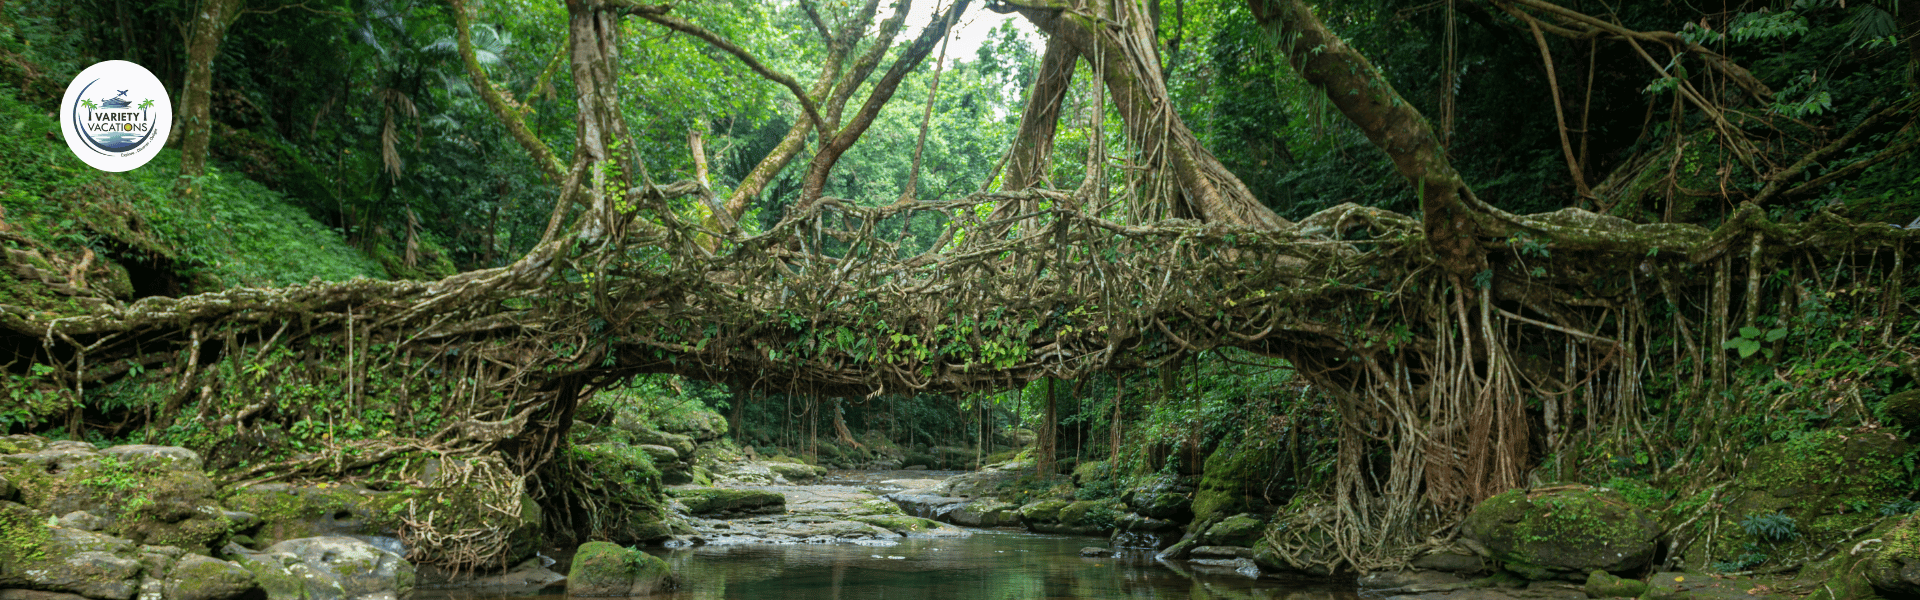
10,430 -> 1920,600
665,469 -> 973,545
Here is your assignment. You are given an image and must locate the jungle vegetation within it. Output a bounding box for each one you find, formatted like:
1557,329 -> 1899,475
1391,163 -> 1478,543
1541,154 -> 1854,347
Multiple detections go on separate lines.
2,0 -> 1918,573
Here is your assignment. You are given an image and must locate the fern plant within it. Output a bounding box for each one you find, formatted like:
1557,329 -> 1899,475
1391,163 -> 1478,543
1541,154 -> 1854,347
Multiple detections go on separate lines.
1740,511 -> 1800,542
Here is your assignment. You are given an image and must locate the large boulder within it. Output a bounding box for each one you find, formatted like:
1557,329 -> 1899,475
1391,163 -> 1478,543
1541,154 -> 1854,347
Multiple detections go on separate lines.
764,461 -> 825,481
1019,499 -> 1120,536
3,442 -> 232,553
0,514 -> 142,600
226,458 -> 543,571
933,462 -> 1043,499
222,483 -> 398,546
1201,513 -> 1266,547
884,493 -> 968,519
163,554 -> 259,600
228,536 -> 415,600
567,542 -> 675,597
945,500 -> 1022,527
1866,515 -> 1920,597
648,407 -> 728,442
1462,487 -> 1660,580
623,428 -> 697,459
1122,474 -> 1194,522
1190,441 -> 1287,524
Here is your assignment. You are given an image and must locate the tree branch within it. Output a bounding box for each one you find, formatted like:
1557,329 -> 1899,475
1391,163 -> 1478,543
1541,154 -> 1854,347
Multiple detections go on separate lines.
634,11 -> 830,137
1754,98 -> 1920,205
797,0 -> 973,207
449,0 -> 564,183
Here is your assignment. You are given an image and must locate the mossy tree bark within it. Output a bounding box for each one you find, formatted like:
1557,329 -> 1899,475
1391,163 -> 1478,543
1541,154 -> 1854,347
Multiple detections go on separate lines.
176,0 -> 247,194
980,39 -> 1078,241
1247,0 -> 1483,274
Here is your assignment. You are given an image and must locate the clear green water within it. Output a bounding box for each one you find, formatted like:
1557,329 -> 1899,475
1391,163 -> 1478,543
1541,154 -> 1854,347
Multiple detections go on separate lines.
425,531 -> 1359,600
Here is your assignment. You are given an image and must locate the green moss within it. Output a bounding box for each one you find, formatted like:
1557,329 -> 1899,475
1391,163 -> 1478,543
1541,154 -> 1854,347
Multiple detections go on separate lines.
1205,514 -> 1266,547
1057,500 -> 1120,529
846,498 -> 905,516
0,501 -> 50,565
1584,570 -> 1648,598
223,483 -> 381,545
569,542 -> 674,596
1191,441 -> 1280,523
1020,499 -> 1070,523
234,557 -> 308,600
1683,429 -> 1913,571
1463,488 -> 1660,579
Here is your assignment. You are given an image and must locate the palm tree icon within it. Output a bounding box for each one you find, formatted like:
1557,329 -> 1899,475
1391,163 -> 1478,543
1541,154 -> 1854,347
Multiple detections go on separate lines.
138,98 -> 154,121
80,99 -> 97,120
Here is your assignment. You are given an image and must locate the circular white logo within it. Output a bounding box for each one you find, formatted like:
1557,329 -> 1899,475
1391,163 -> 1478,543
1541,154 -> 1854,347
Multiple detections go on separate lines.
60,61 -> 172,172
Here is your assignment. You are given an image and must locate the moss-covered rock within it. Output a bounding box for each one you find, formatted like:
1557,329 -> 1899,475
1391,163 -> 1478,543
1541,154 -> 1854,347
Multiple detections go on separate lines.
1020,499 -> 1120,536
0,523 -> 143,600
568,541 -> 675,597
766,462 -> 825,481
653,408 -> 729,441
1585,570 -> 1649,598
1123,475 -> 1194,522
163,554 -> 259,600
1734,430 -> 1909,515
1883,390 -> 1920,438
1203,513 -> 1265,547
222,483 -> 400,547
624,428 -> 697,459
1866,514 -> 1920,597
1019,499 -> 1071,523
228,535 -> 415,600
1071,460 -> 1110,487
945,499 -> 1022,527
1190,441 -> 1287,524
4,443 -> 232,553
1462,487 -> 1659,580
668,488 -> 785,516
1676,428 -> 1911,571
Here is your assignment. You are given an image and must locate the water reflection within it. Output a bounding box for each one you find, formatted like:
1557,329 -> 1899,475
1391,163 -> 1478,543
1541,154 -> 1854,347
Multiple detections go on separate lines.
422,530 -> 1358,600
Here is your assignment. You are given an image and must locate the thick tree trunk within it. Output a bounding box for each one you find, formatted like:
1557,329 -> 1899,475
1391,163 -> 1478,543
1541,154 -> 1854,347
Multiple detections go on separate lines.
979,40 -> 1078,240
1035,378 -> 1057,475
566,2 -> 637,242
1009,0 -> 1287,230
1247,0 -> 1484,274
177,0 -> 246,191
1003,40 -> 1078,192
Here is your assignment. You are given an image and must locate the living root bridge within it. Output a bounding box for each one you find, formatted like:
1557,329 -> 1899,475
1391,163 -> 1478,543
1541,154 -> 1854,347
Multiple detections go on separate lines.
4,190 -> 1916,572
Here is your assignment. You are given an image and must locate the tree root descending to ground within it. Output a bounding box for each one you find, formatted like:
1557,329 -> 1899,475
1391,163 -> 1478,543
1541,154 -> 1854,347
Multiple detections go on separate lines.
2,0 -> 1918,575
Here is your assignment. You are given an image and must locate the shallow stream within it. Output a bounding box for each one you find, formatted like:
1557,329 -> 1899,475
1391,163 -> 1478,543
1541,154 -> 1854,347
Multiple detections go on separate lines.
420,530 -> 1359,600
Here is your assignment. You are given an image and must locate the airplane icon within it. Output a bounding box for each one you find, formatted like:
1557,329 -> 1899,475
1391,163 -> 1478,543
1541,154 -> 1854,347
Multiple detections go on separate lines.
116,90 -> 129,97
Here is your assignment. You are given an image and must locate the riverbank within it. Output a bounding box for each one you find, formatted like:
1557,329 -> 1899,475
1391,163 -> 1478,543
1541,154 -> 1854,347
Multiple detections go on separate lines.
7,422 -> 1920,600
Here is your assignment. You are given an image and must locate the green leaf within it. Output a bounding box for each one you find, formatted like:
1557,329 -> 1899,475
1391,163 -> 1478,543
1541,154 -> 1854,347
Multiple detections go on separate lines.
1764,327 -> 1789,342
1739,326 -> 1761,339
